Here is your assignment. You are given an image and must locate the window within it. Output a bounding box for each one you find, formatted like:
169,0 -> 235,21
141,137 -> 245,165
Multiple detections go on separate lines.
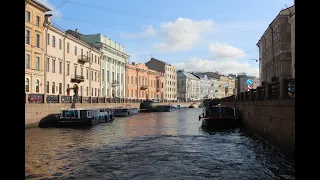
131,76 -> 133,84
59,61 -> 62,74
86,87 -> 88,96
52,82 -> 55,94
98,57 -> 100,64
74,65 -> 77,76
121,73 -> 123,84
47,34 -> 50,45
67,63 -> 70,75
86,69 -> 88,79
98,89 -> 100,96
74,46 -> 77,55
95,72 -> 97,81
26,11 -> 30,22
98,73 -> 100,82
92,71 -> 94,81
36,79 -> 40,92
59,39 -> 62,49
67,42 -> 70,53
81,68 -> 83,76
26,30 -> 30,44
95,55 -> 97,63
25,78 -> 29,92
107,70 -> 109,82
102,69 -> 105,81
36,34 -> 40,47
52,36 -> 55,47
25,54 -> 30,69
46,58 -> 49,71
36,57 -> 40,70
80,86 -> 83,96
46,81 -> 49,93
52,60 -> 55,73
91,54 -> 93,62
81,49 -> 83,55
112,72 -> 114,81
59,83 -> 62,94
36,16 -> 40,26
95,88 -> 97,96
92,88 -> 93,96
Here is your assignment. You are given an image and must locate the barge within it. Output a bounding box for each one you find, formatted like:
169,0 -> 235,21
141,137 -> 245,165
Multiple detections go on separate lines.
58,108 -> 115,125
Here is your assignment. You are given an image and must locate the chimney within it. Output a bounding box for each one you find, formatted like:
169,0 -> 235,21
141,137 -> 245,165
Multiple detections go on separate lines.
75,28 -> 78,32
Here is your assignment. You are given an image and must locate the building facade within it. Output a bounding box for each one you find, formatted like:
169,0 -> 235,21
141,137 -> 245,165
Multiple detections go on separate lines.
78,33 -> 129,98
145,58 -> 177,100
218,75 -> 236,98
44,26 -> 102,97
177,70 -> 200,101
25,0 -> 51,94
210,78 -> 220,99
288,8 -> 295,79
257,5 -> 295,83
126,62 -> 165,100
192,73 -> 211,99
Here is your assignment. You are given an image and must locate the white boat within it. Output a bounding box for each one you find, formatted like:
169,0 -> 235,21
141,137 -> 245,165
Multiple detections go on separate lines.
113,105 -> 139,117
58,108 -> 114,125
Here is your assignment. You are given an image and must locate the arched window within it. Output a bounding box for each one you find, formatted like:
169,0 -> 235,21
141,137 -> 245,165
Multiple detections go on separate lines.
35,79 -> 39,92
25,78 -> 29,92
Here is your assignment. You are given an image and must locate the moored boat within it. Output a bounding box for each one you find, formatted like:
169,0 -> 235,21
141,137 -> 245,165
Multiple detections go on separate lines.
199,105 -> 241,129
58,108 -> 110,125
175,104 -> 187,109
154,105 -> 176,112
113,105 -> 139,117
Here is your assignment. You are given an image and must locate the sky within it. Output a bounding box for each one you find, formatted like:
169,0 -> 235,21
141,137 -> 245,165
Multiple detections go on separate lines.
39,0 -> 294,77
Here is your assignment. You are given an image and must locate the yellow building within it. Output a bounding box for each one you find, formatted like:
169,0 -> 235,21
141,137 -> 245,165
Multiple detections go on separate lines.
25,0 -> 51,93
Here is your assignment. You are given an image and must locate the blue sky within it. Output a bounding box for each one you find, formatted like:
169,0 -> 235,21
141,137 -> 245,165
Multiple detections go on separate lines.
40,0 -> 294,77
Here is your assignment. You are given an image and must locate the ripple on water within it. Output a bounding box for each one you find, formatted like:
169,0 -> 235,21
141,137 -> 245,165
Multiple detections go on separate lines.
26,109 -> 295,179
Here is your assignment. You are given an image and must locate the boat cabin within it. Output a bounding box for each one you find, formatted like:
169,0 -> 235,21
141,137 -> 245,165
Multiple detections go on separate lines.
60,108 -> 94,120
202,106 -> 238,118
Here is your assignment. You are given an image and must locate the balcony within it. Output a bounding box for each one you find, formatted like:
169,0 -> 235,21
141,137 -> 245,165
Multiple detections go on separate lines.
140,85 -> 148,90
156,87 -> 163,92
77,55 -> 90,64
71,75 -> 85,83
112,80 -> 119,87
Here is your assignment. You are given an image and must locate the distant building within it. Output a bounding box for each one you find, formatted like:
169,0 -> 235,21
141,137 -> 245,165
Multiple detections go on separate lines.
177,70 -> 200,101
288,7 -> 295,79
192,73 -> 211,100
125,62 -> 165,100
146,58 -> 177,100
257,5 -> 295,83
236,76 -> 261,94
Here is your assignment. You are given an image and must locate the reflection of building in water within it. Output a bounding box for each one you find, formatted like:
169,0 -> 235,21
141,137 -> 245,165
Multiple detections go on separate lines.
124,114 -> 178,138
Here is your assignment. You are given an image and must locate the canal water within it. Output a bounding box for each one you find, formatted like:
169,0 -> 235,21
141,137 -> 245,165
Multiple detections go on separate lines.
25,108 -> 295,180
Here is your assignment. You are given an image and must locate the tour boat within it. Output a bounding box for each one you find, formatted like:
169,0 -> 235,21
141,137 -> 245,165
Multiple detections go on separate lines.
58,108 -> 114,125
175,104 -> 187,109
113,105 -> 139,117
199,105 -> 241,129
154,105 -> 177,112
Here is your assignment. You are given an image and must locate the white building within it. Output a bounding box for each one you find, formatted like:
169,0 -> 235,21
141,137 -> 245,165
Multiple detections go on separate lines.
210,78 -> 220,99
177,70 -> 200,101
192,73 -> 211,99
78,33 -> 130,98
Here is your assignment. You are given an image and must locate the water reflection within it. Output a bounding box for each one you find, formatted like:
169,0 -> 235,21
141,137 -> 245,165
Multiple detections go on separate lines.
26,108 -> 295,180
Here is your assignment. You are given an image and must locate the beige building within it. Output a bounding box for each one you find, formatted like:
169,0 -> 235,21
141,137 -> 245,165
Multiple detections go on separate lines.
44,24 -> 101,96
25,0 -> 51,93
146,58 -> 177,100
219,75 -> 235,98
288,8 -> 295,79
257,5 -> 295,83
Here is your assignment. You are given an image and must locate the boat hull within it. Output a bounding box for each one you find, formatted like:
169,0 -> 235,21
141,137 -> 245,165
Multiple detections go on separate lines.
114,108 -> 139,117
201,117 -> 241,129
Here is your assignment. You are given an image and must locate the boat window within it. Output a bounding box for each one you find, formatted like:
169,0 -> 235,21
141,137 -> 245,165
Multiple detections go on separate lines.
221,107 -> 234,117
87,111 -> 92,117
210,107 -> 220,117
80,110 -> 87,118
65,110 -> 76,118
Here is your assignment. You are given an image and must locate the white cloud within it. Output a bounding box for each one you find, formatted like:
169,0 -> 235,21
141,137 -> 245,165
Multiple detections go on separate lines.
120,25 -> 156,39
154,18 -> 214,52
208,42 -> 246,59
173,57 -> 259,77
37,0 -> 62,18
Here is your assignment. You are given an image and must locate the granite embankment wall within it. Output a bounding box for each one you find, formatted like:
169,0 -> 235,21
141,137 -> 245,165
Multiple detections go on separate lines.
221,99 -> 295,153
25,102 -> 193,126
